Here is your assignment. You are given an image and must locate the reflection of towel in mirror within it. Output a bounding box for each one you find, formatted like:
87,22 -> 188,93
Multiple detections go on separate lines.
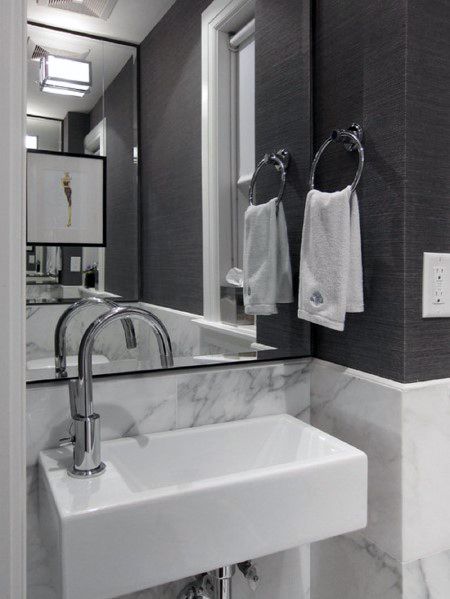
46,246 -> 62,276
243,198 -> 293,315
298,186 -> 364,331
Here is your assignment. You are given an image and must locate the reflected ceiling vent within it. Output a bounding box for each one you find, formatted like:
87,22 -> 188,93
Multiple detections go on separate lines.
36,0 -> 119,21
28,38 -> 90,62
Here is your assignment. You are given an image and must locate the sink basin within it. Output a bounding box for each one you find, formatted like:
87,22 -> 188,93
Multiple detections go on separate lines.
39,414 -> 367,599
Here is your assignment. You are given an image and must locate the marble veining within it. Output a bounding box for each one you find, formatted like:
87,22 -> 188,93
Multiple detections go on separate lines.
310,358 -> 450,599
402,382 -> 450,562
312,533 -> 402,599
176,361 -> 310,429
403,549 -> 450,599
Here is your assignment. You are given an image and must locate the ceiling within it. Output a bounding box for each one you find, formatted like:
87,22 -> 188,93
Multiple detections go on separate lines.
27,0 -> 177,44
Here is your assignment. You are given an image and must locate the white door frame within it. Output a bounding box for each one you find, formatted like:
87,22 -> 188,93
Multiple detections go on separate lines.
201,0 -> 255,322
0,0 -> 27,597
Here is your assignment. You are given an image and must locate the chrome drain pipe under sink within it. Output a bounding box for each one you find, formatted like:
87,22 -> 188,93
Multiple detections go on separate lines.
209,566 -> 235,599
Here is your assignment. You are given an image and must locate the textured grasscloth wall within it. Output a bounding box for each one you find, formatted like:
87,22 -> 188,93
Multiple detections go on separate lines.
139,0 -> 313,355
91,58 -> 139,300
404,0 -> 450,382
63,111 -> 90,154
311,0 -> 408,381
254,0 -> 312,355
139,0 -> 210,314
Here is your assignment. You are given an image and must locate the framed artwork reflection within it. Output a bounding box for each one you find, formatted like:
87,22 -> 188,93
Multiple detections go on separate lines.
27,150 -> 106,246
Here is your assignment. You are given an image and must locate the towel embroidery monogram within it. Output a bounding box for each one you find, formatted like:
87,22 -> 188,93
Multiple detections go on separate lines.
310,291 -> 324,307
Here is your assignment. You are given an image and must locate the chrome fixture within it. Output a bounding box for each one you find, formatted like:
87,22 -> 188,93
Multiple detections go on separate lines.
209,566 -> 235,599
39,54 -> 92,97
64,306 -> 174,478
54,297 -> 137,378
248,149 -> 290,209
309,123 -> 365,193
194,562 -> 259,599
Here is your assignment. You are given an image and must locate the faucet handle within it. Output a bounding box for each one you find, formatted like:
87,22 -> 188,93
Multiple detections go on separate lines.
68,379 -> 80,419
59,436 -> 75,447
238,561 -> 259,591
59,422 -> 75,447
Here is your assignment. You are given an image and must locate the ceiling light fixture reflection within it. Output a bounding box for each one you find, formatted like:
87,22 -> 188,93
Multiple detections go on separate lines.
41,86 -> 86,98
39,54 -> 92,97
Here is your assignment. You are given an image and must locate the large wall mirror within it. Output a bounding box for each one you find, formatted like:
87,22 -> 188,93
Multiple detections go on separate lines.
27,0 -> 311,383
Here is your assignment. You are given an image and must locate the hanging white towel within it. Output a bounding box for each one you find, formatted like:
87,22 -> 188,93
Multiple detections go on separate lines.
46,246 -> 62,276
298,186 -> 363,331
243,198 -> 293,315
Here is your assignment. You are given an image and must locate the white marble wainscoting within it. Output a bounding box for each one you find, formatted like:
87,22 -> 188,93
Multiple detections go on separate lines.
312,533 -> 402,599
403,549 -> 450,599
310,359 -> 450,599
27,359 -> 311,599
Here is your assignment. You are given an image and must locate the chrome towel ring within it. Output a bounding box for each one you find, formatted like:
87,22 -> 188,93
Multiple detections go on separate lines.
248,149 -> 290,208
309,123 -> 364,193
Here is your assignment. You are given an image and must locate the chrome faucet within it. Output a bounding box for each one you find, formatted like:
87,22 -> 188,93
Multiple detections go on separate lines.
65,305 -> 174,478
54,297 -> 137,378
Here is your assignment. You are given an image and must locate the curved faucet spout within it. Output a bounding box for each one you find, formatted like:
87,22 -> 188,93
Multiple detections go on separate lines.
67,306 -> 173,477
76,306 -> 173,418
54,297 -> 137,377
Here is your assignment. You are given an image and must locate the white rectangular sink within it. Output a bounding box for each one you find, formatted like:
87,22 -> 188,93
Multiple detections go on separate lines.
39,414 -> 367,599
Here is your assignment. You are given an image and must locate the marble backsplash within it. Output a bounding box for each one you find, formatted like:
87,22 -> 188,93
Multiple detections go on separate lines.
27,359 -> 311,599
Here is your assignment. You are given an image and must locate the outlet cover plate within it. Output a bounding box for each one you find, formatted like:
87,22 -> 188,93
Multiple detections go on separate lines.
423,252 -> 450,318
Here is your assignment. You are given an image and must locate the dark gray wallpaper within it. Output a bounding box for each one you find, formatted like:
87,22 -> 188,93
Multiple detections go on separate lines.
311,0 -> 409,381
59,247 -> 83,286
63,112 -> 90,154
254,0 -> 312,355
139,0 -> 210,314
403,0 -> 450,382
91,58 -> 139,300
138,0 -> 447,382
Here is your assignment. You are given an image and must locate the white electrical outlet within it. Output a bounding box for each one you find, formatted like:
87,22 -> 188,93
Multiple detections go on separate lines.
423,253 -> 450,317
70,256 -> 81,272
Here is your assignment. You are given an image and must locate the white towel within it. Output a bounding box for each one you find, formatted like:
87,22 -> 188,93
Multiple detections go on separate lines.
298,186 -> 363,331
46,246 -> 62,276
243,198 -> 293,315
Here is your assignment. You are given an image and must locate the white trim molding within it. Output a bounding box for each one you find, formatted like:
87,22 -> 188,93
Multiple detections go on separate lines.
0,0 -> 27,597
201,0 -> 255,322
